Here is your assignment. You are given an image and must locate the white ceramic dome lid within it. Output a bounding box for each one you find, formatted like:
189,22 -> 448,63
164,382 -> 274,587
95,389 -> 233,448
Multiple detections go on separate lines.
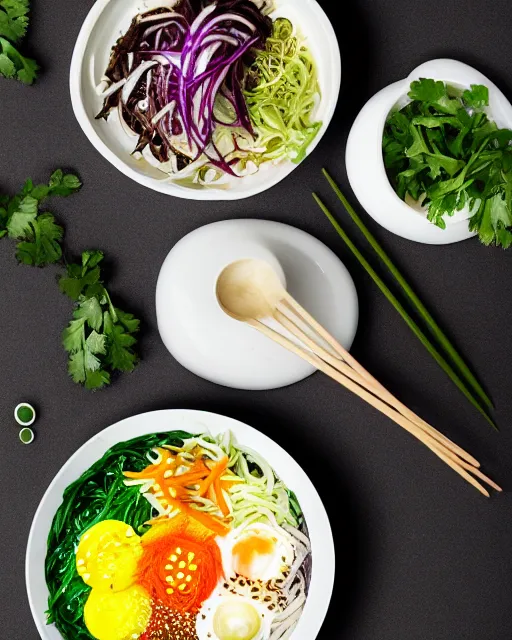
155,219 -> 359,390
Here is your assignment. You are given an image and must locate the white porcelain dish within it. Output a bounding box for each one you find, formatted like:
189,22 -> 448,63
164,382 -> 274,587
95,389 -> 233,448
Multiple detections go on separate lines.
69,0 -> 341,200
346,59 -> 512,244
156,219 -> 359,390
26,409 -> 335,640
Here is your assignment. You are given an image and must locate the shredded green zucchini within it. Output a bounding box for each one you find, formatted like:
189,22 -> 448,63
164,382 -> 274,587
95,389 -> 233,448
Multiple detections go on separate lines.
243,18 -> 322,164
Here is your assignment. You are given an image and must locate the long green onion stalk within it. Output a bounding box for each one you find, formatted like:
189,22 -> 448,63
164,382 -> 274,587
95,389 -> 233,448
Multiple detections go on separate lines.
313,181 -> 496,430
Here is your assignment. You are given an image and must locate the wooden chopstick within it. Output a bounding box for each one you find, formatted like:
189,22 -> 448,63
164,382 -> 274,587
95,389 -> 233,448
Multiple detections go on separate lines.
247,317 -> 495,496
280,295 -> 481,469
278,296 -> 501,493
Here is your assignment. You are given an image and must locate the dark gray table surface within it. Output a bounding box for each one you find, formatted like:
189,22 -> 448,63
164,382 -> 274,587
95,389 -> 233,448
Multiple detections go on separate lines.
1,0 -> 512,638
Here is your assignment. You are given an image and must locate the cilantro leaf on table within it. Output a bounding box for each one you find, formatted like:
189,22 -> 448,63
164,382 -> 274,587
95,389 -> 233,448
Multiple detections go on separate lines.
0,0 -> 37,84
60,251 -> 141,389
6,194 -> 37,237
58,250 -> 103,300
104,313 -> 138,372
0,170 -> 81,265
74,296 -> 104,332
0,0 -> 29,43
383,78 -> 512,248
0,31 -> 37,85
15,213 -> 64,266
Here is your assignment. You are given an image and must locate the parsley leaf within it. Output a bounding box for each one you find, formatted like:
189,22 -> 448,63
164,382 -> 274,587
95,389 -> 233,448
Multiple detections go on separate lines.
104,312 -> 138,372
1,170 -> 81,265
0,51 -> 15,77
0,0 -> 29,43
61,251 -> 141,389
59,250 -> 103,300
85,369 -> 111,390
15,213 -> 64,266
408,78 -> 460,115
62,317 -> 86,354
0,0 -> 38,84
74,297 -> 104,332
383,78 -> 512,247
0,35 -> 37,84
408,78 -> 446,103
462,84 -> 489,109
68,351 -> 87,384
6,194 -> 37,237
47,170 -> 82,197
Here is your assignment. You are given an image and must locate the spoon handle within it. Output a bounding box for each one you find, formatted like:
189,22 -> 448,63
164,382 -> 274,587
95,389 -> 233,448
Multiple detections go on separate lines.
246,315 -> 499,497
276,301 -> 480,469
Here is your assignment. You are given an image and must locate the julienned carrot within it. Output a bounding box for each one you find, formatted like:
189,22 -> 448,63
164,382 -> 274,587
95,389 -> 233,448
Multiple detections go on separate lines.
124,448 -> 168,479
125,451 -> 234,534
164,495 -> 230,536
214,477 -> 230,516
197,457 -> 229,497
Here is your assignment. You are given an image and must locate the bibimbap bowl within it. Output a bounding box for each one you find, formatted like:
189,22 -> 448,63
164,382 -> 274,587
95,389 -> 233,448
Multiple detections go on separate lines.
70,0 -> 341,200
26,409 -> 335,640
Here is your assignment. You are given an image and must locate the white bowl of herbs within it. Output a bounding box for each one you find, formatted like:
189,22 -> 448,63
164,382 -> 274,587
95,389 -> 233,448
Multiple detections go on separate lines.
346,59 -> 512,246
69,0 -> 341,200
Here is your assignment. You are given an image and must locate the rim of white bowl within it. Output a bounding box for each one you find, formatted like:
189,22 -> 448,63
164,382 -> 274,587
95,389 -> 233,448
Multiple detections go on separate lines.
26,409 -> 335,640
69,0 -> 341,201
346,58 -> 512,244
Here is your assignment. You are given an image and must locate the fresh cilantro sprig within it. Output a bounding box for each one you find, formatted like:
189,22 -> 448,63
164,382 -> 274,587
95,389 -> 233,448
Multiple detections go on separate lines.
0,170 -> 82,265
60,251 -> 141,390
383,78 -> 512,248
0,0 -> 38,83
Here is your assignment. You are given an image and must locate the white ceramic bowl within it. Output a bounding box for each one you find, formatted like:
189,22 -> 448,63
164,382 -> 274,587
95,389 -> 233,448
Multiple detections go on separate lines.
70,0 -> 341,200
346,59 -> 512,244
26,409 -> 335,640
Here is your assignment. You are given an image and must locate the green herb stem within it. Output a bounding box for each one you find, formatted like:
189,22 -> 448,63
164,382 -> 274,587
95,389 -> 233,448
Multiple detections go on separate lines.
312,192 -> 497,430
322,168 -> 493,412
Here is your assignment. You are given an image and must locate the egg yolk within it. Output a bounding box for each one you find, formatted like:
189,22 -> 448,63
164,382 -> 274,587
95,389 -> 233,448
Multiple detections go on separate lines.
84,584 -> 152,640
232,531 -> 276,581
76,520 -> 143,592
213,601 -> 262,640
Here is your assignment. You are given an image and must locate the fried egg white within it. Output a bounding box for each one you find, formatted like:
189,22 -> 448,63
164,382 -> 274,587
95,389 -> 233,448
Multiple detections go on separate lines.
218,522 -> 294,582
196,592 -> 274,640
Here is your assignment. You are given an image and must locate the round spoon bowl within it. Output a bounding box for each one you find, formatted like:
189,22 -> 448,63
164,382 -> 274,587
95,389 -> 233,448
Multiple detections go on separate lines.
216,259 -> 286,321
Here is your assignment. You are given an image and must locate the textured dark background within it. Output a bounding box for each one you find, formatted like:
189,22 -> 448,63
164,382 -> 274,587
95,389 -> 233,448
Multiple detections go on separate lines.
1,0 -> 512,638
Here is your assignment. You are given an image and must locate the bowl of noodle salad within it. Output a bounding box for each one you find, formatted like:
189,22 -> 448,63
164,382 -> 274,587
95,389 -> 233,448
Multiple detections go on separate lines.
26,409 -> 334,640
70,0 -> 341,199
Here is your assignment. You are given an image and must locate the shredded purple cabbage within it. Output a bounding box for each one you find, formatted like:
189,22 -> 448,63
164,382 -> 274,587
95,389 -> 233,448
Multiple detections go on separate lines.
97,0 -> 272,175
